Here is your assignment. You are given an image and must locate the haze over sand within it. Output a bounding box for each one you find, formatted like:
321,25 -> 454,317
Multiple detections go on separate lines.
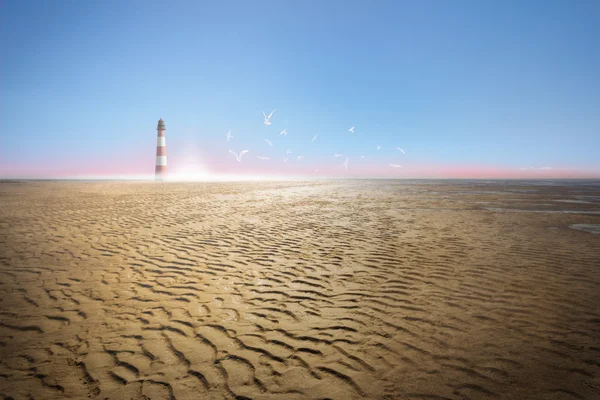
0,180 -> 599,399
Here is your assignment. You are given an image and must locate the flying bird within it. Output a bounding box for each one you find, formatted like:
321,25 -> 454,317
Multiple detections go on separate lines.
396,147 -> 405,154
263,110 -> 276,125
229,149 -> 249,162
264,139 -> 273,147
349,127 -> 355,134
312,134 -> 318,142
226,130 -> 233,142
286,148 -> 293,154
283,156 -> 288,163
333,153 -> 343,158
389,164 -> 403,168
296,156 -> 304,161
280,128 -> 288,136
256,156 -> 270,160
376,145 -> 381,151
343,157 -> 349,170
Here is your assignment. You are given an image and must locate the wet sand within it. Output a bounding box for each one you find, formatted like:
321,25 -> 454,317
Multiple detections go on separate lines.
0,180 -> 599,399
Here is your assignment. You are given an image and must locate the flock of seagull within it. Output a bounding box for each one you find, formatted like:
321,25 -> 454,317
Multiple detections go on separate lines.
227,109 -> 407,171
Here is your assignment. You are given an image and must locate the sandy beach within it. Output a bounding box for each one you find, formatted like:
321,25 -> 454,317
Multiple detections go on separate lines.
0,180 -> 599,399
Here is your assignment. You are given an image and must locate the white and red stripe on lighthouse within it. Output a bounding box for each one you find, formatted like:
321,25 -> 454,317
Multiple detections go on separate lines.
155,117 -> 167,181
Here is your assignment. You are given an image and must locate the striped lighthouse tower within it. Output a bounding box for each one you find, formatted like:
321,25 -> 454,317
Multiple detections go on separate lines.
155,117 -> 167,181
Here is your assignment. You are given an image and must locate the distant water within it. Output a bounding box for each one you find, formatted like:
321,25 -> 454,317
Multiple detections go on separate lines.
484,208 -> 600,215
381,180 -> 600,226
570,224 -> 600,234
554,199 -> 593,204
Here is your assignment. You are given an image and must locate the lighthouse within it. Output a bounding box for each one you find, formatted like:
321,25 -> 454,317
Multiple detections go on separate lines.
155,118 -> 167,181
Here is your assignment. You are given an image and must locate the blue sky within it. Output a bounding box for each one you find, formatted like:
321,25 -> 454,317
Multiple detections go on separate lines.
2,0 -> 599,178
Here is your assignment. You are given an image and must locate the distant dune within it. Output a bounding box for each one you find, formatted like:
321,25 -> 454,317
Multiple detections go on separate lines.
0,180 -> 599,399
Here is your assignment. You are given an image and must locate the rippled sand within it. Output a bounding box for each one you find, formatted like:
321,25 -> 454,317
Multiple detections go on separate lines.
1,180 -> 599,399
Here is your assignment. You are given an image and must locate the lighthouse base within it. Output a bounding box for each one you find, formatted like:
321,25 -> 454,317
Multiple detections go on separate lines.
155,165 -> 168,182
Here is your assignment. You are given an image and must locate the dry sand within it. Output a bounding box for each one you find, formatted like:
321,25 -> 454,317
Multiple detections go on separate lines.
0,180 -> 599,400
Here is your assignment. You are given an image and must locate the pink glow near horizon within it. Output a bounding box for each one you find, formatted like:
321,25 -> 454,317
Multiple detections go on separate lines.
1,156 -> 598,180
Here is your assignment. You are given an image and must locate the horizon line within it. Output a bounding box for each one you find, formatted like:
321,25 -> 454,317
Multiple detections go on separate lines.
2,177 -> 600,183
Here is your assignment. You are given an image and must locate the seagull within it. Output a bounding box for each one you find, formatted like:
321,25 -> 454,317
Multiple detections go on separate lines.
389,164 -> 403,168
263,109 -> 276,125
396,147 -> 405,154
333,153 -> 343,158
280,128 -> 288,136
229,149 -> 249,162
343,157 -> 349,170
256,156 -> 270,160
226,130 -> 233,142
376,145 -> 381,151
312,134 -> 318,142
283,156 -> 288,163
296,156 -> 304,161
264,139 -> 273,147
349,126 -> 355,134
286,148 -> 292,155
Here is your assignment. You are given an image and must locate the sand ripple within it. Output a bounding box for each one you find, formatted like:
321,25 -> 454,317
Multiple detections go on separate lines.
0,180 -> 599,399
